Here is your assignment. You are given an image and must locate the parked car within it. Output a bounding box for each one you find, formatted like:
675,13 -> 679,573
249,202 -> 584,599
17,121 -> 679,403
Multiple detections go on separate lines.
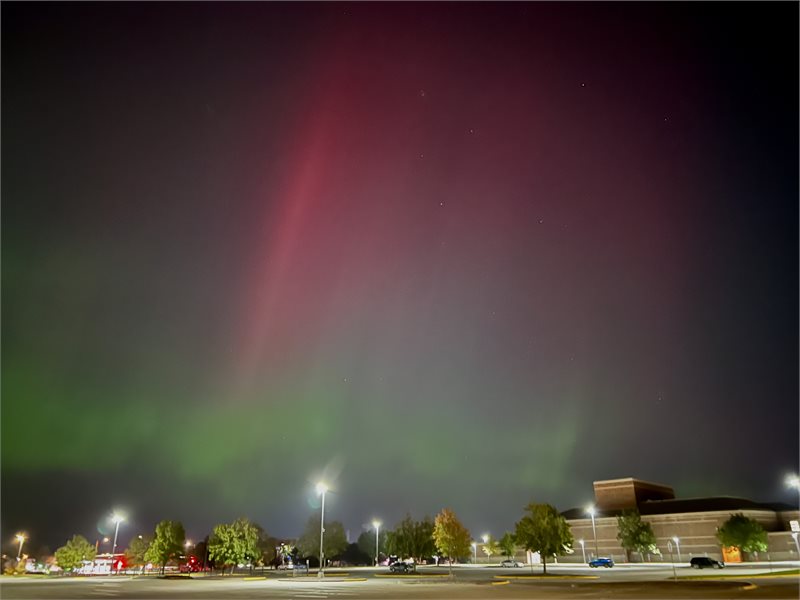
588,557 -> 614,568
389,561 -> 416,573
500,559 -> 522,568
690,557 -> 724,569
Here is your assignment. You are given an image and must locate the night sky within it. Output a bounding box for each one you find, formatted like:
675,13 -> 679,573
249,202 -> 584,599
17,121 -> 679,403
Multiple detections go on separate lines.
2,2 -> 798,551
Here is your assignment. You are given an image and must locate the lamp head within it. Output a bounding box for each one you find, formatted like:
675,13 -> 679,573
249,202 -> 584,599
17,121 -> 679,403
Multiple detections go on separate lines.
372,520 -> 381,529
316,482 -> 328,495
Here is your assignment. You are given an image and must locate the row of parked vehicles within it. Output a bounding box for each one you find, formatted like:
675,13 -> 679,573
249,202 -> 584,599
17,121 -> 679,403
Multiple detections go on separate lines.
586,556 -> 724,569
388,556 -> 724,571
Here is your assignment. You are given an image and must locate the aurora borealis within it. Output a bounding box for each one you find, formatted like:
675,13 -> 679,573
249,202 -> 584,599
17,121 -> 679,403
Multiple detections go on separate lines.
2,2 -> 798,550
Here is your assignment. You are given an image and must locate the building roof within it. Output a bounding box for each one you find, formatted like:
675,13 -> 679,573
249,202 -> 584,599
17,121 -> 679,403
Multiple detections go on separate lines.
638,497 -> 795,515
561,497 -> 795,520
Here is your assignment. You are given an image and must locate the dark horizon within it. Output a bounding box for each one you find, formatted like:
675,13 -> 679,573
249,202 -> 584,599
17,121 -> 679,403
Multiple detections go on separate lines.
2,2 -> 798,554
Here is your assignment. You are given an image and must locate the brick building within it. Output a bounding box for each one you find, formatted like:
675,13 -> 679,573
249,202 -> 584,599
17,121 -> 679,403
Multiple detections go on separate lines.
560,477 -> 799,563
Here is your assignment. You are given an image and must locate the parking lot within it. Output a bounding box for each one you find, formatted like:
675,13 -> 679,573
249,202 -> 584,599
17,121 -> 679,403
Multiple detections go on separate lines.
2,563 -> 798,599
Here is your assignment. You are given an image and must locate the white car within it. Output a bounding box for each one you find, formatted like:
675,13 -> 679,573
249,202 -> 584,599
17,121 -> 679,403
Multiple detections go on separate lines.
500,559 -> 522,567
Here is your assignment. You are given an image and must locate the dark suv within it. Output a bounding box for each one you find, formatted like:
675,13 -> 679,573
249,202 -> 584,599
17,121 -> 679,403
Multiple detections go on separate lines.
690,557 -> 724,569
389,561 -> 416,573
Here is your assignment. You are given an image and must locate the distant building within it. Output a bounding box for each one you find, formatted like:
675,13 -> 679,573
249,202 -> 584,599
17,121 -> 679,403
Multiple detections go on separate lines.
560,477 -> 799,563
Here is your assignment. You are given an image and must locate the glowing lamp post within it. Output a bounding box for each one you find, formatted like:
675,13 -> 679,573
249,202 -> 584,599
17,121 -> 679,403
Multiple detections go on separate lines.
111,513 -> 125,572
316,482 -> 328,577
372,521 -> 381,566
471,542 -> 477,564
15,534 -> 26,561
481,534 -> 489,564
579,539 -> 586,563
587,506 -> 599,558
672,536 -> 681,563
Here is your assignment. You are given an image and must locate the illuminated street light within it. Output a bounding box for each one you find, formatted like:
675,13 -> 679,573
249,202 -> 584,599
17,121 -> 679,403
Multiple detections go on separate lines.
372,520 -> 381,566
316,482 -> 328,577
111,513 -> 125,572
471,542 -> 477,564
672,536 -> 681,564
587,506 -> 599,558
579,539 -> 586,563
15,533 -> 26,561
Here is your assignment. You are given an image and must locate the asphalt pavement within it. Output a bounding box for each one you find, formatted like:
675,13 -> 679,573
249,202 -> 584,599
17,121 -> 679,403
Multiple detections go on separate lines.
2,563 -> 798,599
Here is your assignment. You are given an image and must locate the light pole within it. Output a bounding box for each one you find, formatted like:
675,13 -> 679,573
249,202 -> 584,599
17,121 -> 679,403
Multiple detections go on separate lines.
481,534 -> 489,565
111,513 -> 125,572
672,536 -> 681,564
579,539 -> 586,563
791,532 -> 800,559
587,506 -> 599,558
316,482 -> 328,577
15,534 -> 26,561
471,542 -> 477,564
372,520 -> 381,566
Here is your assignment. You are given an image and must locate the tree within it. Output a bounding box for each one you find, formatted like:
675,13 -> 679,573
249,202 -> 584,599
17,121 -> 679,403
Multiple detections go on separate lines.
385,515 -> 435,562
357,529 -> 388,563
716,514 -> 768,560
514,503 -> 573,575
276,543 -> 295,568
296,516 -> 348,566
338,542 -> 372,566
125,535 -> 151,569
206,518 -> 260,575
144,520 -> 185,574
55,535 -> 96,571
208,523 -> 241,574
432,508 -> 471,573
616,510 -> 658,562
481,536 -> 501,559
232,518 -> 260,571
498,532 -> 518,558
256,530 -> 281,569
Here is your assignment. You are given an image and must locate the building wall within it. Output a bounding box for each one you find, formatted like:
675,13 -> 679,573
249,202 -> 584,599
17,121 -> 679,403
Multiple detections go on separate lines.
563,509 -> 797,563
593,478 -> 675,511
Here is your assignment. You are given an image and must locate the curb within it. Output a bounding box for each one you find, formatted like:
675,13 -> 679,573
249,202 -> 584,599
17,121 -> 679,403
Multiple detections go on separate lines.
374,573 -> 452,578
494,574 -> 597,580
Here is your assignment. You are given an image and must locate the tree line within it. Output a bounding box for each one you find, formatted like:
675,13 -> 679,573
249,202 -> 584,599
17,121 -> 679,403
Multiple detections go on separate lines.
46,506 -> 770,574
